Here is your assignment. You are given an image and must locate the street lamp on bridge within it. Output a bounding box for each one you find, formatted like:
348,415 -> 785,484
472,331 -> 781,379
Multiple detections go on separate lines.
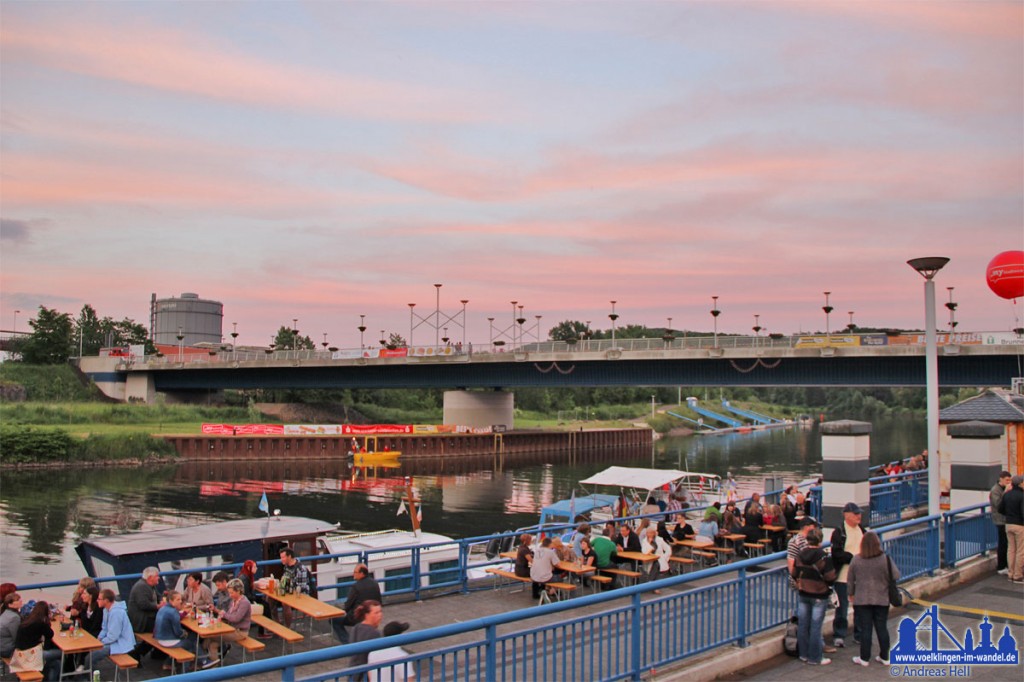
13,309 -> 20,335
359,314 -> 366,349
822,292 -> 833,344
609,301 -> 618,347
230,322 -> 238,349
908,256 -> 950,517
847,311 -> 855,332
710,296 -> 720,348
946,287 -> 958,333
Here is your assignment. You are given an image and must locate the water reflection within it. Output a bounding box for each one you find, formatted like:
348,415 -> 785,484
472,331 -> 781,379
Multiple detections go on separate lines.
0,418 -> 924,588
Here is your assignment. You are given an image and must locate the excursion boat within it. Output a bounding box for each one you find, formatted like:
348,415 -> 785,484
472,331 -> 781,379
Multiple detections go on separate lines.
578,466 -> 728,512
76,479 -> 462,602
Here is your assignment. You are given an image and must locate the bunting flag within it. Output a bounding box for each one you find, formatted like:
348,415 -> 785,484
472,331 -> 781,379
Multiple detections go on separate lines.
416,508 -> 423,523
397,499 -> 407,516
568,489 -> 576,522
258,491 -> 269,514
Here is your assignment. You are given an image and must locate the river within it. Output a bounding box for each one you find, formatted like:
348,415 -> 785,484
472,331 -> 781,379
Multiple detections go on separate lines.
0,417 -> 924,588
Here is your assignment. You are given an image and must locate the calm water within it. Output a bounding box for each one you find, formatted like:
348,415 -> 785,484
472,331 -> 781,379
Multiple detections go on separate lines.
0,418 -> 924,588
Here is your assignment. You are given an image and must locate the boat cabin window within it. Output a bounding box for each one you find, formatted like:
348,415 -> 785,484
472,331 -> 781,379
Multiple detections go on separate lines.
428,559 -> 459,586
383,567 -> 411,593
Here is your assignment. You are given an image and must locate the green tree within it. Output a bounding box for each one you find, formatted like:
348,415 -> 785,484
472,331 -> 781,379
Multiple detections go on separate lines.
76,304 -> 104,356
99,316 -> 155,353
20,306 -> 74,364
273,326 -> 314,350
548,320 -> 589,342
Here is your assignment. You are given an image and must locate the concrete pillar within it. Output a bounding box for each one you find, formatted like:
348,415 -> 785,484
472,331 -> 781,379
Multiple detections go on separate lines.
125,372 -> 156,403
948,420 -> 1006,512
443,390 -> 514,429
820,420 -> 872,529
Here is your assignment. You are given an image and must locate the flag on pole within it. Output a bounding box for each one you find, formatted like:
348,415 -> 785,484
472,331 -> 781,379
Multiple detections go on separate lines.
258,491 -> 269,514
397,499 -> 407,516
569,489 -> 576,522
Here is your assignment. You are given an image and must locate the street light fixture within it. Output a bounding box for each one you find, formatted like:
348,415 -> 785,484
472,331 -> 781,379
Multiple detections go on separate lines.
176,326 -> 185,362
359,314 -> 366,349
847,311 -> 855,332
822,292 -> 833,344
609,301 -> 618,347
434,284 -> 443,347
13,309 -> 20,335
945,287 -> 958,332
710,296 -> 720,348
407,304 -> 416,347
322,332 -> 329,350
907,256 -> 950,517
230,322 -> 239,350
461,300 -> 469,348
752,314 -> 761,341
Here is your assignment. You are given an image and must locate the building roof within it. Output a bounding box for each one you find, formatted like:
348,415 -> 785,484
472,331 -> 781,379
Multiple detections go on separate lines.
939,391 -> 1024,424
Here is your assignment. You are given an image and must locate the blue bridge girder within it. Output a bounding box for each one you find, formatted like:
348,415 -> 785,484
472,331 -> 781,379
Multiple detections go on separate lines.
102,344 -> 1023,394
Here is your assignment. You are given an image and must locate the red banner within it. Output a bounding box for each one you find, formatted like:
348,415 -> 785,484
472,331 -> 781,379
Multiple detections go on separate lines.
341,424 -> 413,434
378,348 -> 409,358
201,423 -> 285,435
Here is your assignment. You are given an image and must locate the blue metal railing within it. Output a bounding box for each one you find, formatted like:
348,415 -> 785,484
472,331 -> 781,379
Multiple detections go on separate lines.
17,503 -> 998,682
942,502 -> 997,568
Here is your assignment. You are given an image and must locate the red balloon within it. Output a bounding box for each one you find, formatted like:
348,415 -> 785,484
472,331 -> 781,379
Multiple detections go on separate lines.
987,250 -> 1024,300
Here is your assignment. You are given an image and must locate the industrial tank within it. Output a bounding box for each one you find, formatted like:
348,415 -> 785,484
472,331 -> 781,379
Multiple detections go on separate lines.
150,292 -> 223,346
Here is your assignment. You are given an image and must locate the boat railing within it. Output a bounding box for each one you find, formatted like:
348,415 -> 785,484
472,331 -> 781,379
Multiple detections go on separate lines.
142,507 -> 980,682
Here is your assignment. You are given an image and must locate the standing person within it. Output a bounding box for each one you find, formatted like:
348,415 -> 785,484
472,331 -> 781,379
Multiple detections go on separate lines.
278,548 -> 311,627
154,591 -> 198,671
0,591 -> 23,659
786,519 -> 836,654
792,528 -> 837,666
991,471 -> 1013,575
89,590 -> 136,672
998,475 -> 1024,583
848,532 -> 900,667
348,600 -> 383,681
640,527 -> 671,593
14,601 -> 61,681
203,580 -> 251,669
333,564 -> 382,645
829,502 -> 867,648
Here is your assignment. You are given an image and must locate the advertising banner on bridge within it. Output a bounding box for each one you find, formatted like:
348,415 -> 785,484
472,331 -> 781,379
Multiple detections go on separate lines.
412,424 -> 458,434
284,424 -> 346,435
378,348 -> 409,358
794,335 -> 860,348
983,331 -> 1022,345
860,335 -> 888,346
202,423 -> 285,435
455,425 -> 494,434
408,345 -> 457,357
888,332 -> 984,345
341,424 -> 414,434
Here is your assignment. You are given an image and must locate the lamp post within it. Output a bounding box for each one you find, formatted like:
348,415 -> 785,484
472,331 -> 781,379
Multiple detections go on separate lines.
380,330 -> 386,347
408,304 -> 416,347
13,309 -> 20,335
710,296 -> 720,348
510,301 -> 518,347
176,326 -> 184,362
322,332 -> 328,350
359,314 -> 366,349
461,300 -> 469,347
847,311 -> 855,332
292,319 -> 299,350
908,256 -> 950,517
822,292 -> 833,344
433,284 -> 443,347
535,315 -> 543,343
752,314 -> 761,345
230,322 -> 238,350
609,301 -> 618,347
945,287 -> 958,333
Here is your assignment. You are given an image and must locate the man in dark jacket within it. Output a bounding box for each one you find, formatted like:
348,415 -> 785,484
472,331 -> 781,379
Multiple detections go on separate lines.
999,475 -> 1024,583
332,564 -> 382,644
828,502 -> 867,648
613,524 -> 642,568
991,471 -> 1012,575
127,566 -> 163,658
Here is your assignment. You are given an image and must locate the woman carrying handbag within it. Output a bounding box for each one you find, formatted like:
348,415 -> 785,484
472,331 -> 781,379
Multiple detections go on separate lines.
848,531 -> 901,667
12,601 -> 62,681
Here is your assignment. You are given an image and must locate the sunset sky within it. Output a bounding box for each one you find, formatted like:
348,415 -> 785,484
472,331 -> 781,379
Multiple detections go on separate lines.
2,1 -> 1021,349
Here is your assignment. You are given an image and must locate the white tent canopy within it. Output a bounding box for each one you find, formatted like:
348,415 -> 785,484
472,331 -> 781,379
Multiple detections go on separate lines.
579,467 -> 701,492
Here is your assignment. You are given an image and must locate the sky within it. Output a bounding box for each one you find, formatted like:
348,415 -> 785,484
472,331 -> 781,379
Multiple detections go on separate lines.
1,0 -> 1022,349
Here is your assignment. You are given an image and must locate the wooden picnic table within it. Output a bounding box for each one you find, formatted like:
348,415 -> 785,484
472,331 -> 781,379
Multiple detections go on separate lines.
673,539 -> 714,550
181,616 -> 236,639
257,587 -> 345,621
557,560 -> 596,576
613,551 -> 658,564
499,551 -> 518,561
51,619 -> 102,682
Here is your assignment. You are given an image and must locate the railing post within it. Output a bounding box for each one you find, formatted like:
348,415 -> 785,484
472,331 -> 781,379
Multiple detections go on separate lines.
631,592 -> 643,681
737,567 -> 748,647
929,517 -> 940,575
282,665 -> 296,682
485,623 -> 497,681
942,510 -> 954,568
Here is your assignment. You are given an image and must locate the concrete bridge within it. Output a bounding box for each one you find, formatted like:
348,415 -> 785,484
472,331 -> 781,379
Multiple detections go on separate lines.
79,331 -> 1023,424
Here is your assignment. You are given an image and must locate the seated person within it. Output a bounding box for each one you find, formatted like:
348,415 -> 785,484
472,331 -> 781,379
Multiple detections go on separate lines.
14,601 -> 61,682
154,591 -> 198,671
696,516 -> 719,544
182,572 -> 214,612
738,512 -> 765,550
590,535 -> 617,570
578,537 -> 598,585
514,534 -> 534,579
1,591 -> 24,659
656,520 -> 673,545
720,510 -> 742,535
89,590 -> 136,673
210,572 -> 232,612
528,537 -> 562,599
613,525 -> 642,568
670,515 -> 695,542
640,527 -> 672,591
550,537 -> 575,563
204,579 -> 251,669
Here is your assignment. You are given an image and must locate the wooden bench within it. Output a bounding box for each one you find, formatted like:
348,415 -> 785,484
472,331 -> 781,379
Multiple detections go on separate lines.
669,556 -> 696,573
692,550 -> 717,568
485,567 -> 531,592
110,653 -> 139,682
237,635 -> 266,663
743,542 -> 765,557
588,574 -> 613,591
599,567 -> 643,586
135,632 -> 195,675
708,546 -> 735,563
1,659 -> 44,682
250,614 -> 304,645
538,582 -> 577,604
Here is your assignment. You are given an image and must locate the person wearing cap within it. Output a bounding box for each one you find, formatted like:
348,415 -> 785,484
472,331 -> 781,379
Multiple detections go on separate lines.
997,474 -> 1024,583
787,517 -> 837,654
829,502 -> 867,648
367,621 -> 415,681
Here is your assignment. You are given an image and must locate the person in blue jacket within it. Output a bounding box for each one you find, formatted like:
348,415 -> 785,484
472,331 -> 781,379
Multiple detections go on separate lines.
89,589 -> 136,670
154,591 -> 199,670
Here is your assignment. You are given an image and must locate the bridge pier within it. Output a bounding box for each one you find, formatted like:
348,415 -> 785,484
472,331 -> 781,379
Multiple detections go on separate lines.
948,420 -> 1006,511
443,390 -> 514,429
126,372 -> 156,403
820,419 -> 872,529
